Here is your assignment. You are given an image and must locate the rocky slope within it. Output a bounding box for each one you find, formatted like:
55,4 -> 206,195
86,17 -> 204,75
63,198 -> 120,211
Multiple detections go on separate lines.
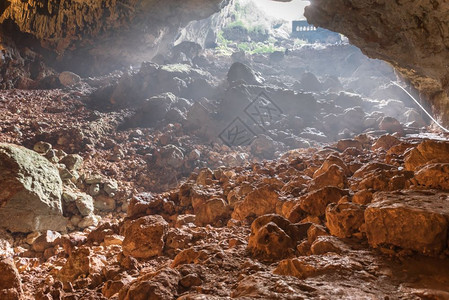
304,0 -> 449,127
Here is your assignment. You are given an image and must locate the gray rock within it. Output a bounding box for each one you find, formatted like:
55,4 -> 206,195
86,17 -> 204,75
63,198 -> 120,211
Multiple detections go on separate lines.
94,195 -> 116,212
33,141 -> 52,154
59,154 -> 83,171
78,214 -> 100,229
227,62 -> 263,85
88,184 -> 100,196
103,180 -> 118,197
75,193 -> 94,216
156,145 -> 185,169
0,144 -> 66,233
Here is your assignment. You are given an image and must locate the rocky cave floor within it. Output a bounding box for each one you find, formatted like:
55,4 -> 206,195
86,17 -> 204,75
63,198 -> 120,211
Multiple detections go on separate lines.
1,43 -> 449,299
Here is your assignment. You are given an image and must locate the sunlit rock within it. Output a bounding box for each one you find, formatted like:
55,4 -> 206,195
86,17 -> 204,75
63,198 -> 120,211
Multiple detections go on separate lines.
365,191 -> 449,255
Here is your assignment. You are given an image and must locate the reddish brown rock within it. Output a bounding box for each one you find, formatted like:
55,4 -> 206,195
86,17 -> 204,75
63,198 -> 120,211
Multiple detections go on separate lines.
372,135 -> 401,151
288,187 -> 348,219
122,215 -> 168,258
313,155 -> 349,178
325,202 -> 365,238
196,168 -> 214,186
232,185 -> 282,221
119,267 -> 181,300
353,162 -> 396,178
0,258 -> 23,300
195,198 -> 231,227
247,215 -> 296,260
365,191 -> 449,255
414,163 -> 449,190
32,230 -> 61,252
102,273 -> 134,298
273,254 -> 363,279
309,164 -> 347,190
404,140 -> 449,171
56,247 -> 105,283
352,190 -> 373,205
310,235 -> 348,255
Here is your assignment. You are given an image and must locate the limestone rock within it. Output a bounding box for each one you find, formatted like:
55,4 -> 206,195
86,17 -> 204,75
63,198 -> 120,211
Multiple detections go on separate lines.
325,202 -> 365,238
0,258 -> 23,300
75,193 -> 95,216
122,215 -> 168,258
365,191 -> 449,255
0,143 -> 66,233
59,154 -> 83,171
94,195 -> 117,212
132,93 -> 178,127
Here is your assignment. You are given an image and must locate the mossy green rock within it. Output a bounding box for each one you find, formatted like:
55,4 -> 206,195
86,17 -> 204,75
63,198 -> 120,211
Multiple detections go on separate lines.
0,143 -> 66,232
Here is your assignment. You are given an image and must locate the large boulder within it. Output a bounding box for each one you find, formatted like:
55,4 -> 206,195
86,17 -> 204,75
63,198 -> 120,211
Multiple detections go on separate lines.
0,144 -> 66,233
232,185 -> 282,221
325,202 -> 365,238
122,215 -> 169,258
365,191 -> 449,255
414,163 -> 449,190
247,215 -> 295,261
404,140 -> 449,171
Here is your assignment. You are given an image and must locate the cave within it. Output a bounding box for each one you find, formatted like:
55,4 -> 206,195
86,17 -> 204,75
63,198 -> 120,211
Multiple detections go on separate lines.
1,0 -> 449,299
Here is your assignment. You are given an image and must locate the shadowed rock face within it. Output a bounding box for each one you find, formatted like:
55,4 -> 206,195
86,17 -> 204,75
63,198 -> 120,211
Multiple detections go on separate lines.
0,0 -> 228,74
304,0 -> 449,126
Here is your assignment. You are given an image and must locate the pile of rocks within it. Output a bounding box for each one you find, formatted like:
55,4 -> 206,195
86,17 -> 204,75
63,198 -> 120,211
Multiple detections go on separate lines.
1,135 -> 448,299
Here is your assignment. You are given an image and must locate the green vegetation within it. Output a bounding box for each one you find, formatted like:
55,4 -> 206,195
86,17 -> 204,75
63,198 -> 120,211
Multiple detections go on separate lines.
215,0 -> 285,55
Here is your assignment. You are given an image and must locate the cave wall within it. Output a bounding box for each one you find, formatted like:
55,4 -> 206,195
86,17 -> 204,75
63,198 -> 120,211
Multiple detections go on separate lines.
304,0 -> 449,127
0,0 -> 227,74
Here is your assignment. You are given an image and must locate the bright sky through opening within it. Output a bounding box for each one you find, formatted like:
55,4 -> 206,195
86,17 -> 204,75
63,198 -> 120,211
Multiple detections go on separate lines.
251,0 -> 310,21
